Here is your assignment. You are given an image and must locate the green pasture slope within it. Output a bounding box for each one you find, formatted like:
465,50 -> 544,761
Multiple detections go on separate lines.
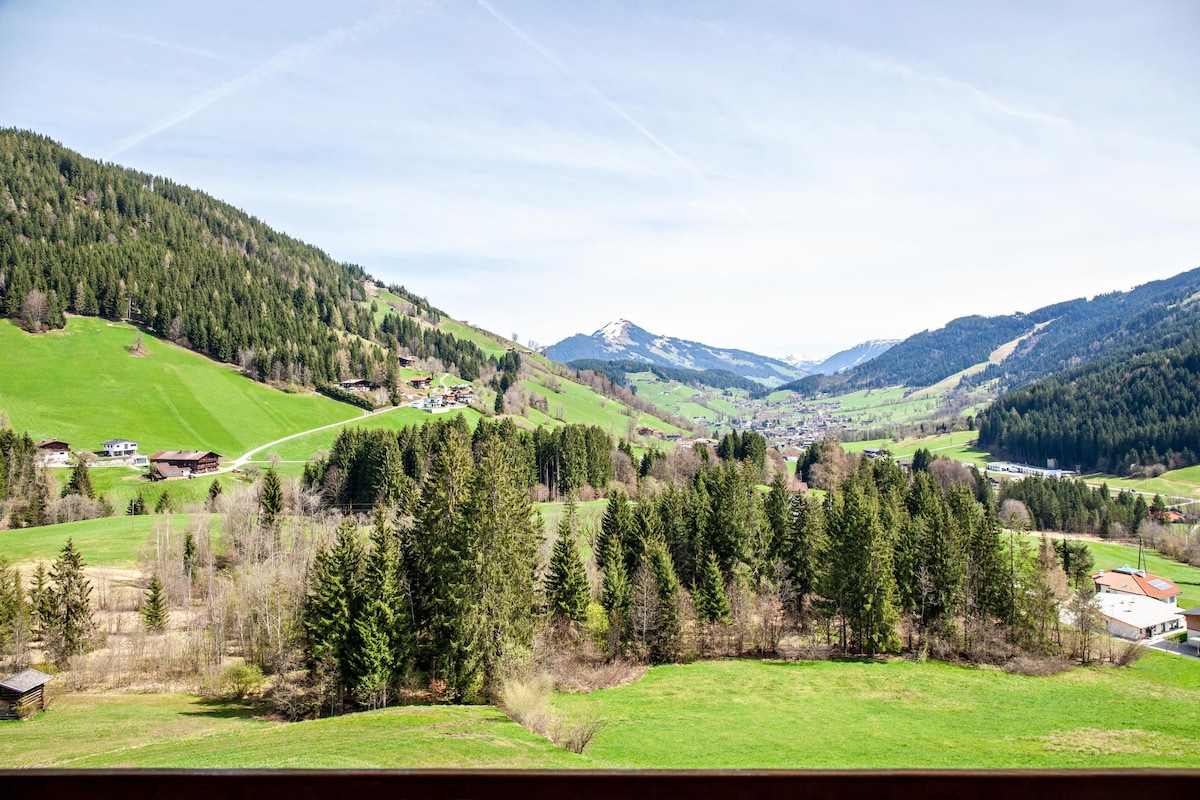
3,653 -> 1198,768
0,318 -> 356,458
0,514 -> 213,567
0,694 -> 577,768
554,654 -> 1200,769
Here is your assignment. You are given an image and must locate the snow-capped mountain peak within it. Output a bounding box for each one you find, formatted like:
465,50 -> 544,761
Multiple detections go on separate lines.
597,319 -> 635,345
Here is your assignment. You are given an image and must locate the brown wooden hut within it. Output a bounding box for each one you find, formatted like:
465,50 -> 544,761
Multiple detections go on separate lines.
0,669 -> 53,719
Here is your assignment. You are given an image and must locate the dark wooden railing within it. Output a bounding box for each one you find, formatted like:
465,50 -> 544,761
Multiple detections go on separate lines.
3,770 -> 1197,800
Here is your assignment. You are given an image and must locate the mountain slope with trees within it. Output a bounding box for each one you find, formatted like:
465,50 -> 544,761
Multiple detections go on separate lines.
767,266 -> 1200,398
0,128 -> 488,387
977,333 -> 1200,475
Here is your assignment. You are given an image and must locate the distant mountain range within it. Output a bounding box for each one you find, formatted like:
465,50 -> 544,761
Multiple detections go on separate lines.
783,340 -> 900,376
546,320 -> 897,386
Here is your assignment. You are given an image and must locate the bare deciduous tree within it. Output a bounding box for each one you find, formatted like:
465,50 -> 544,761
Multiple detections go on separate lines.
20,289 -> 49,333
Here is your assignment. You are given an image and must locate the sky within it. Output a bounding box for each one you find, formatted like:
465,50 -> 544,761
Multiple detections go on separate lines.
1,1 -> 1198,359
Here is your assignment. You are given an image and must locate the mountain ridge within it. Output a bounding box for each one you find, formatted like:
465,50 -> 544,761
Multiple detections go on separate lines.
547,320 -> 897,386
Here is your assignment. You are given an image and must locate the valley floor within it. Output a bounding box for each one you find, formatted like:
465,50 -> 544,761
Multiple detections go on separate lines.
3,653 -> 1198,769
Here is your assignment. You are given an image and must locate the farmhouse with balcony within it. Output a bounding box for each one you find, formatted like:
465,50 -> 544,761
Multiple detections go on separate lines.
409,376 -> 433,390
149,450 -> 221,480
34,439 -> 70,466
338,378 -> 376,393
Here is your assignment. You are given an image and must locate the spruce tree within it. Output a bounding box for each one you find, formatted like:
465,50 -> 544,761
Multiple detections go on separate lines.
456,433 -> 541,699
694,550 -> 730,624
545,508 -> 591,623
825,475 -> 899,656
63,460 -> 95,499
47,538 -> 95,665
154,489 -> 172,514
304,517 -> 364,708
142,574 -> 168,633
645,537 -> 681,662
206,478 -> 223,507
182,530 -> 196,581
260,467 -> 284,524
406,418 -> 474,680
597,488 -> 634,573
0,555 -> 28,655
28,562 -> 52,640
600,534 -> 631,619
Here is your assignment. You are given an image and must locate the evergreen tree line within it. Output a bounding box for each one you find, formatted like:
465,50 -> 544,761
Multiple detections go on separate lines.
587,457 -> 1033,660
303,419 -> 540,707
0,539 -> 96,668
996,475 -> 1153,537
0,129 -> 485,386
977,335 -> 1200,475
302,417 -> 616,512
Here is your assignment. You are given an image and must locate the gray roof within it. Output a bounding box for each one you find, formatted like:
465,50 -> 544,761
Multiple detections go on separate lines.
103,438 -> 136,446
1182,606 -> 1200,617
0,668 -> 53,693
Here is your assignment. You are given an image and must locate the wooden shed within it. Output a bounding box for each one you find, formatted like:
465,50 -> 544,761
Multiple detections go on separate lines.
0,669 -> 53,719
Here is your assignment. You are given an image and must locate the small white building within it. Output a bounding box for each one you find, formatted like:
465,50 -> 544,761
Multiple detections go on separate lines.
102,439 -> 139,458
1092,592 -> 1185,641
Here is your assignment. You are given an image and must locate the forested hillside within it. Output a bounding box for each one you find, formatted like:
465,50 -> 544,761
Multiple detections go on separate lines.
0,129 -> 484,386
977,335 -> 1200,475
768,267 -> 1200,398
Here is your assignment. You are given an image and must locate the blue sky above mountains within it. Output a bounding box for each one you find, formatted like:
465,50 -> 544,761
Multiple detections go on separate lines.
1,0 -> 1197,358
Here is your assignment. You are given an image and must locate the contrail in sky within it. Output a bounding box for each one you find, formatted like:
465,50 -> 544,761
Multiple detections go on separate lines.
107,2 -> 412,158
475,0 -> 756,223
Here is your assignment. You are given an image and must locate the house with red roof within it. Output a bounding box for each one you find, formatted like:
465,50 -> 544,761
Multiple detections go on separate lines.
1091,565 -> 1181,606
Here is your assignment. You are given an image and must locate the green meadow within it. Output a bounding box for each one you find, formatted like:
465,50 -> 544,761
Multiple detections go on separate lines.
0,514 -> 212,567
0,318 -> 356,458
553,654 -> 1200,769
0,693 -> 577,769
521,376 -> 689,438
2,653 -> 1198,768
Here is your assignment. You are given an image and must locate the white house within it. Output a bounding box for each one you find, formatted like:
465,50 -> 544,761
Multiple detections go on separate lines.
1091,592 -> 1185,641
102,439 -> 139,458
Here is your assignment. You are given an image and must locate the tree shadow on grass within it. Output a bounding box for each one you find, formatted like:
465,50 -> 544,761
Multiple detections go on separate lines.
179,696 -> 262,720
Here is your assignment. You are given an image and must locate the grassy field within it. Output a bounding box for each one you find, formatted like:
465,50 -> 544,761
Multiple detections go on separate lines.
521,377 -> 690,440
844,432 -> 992,467
1080,465 -> 1200,501
3,653 -> 1198,768
0,514 -> 210,566
0,318 -> 356,457
257,407 -> 483,463
554,654 -> 1200,768
0,693 -> 578,768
